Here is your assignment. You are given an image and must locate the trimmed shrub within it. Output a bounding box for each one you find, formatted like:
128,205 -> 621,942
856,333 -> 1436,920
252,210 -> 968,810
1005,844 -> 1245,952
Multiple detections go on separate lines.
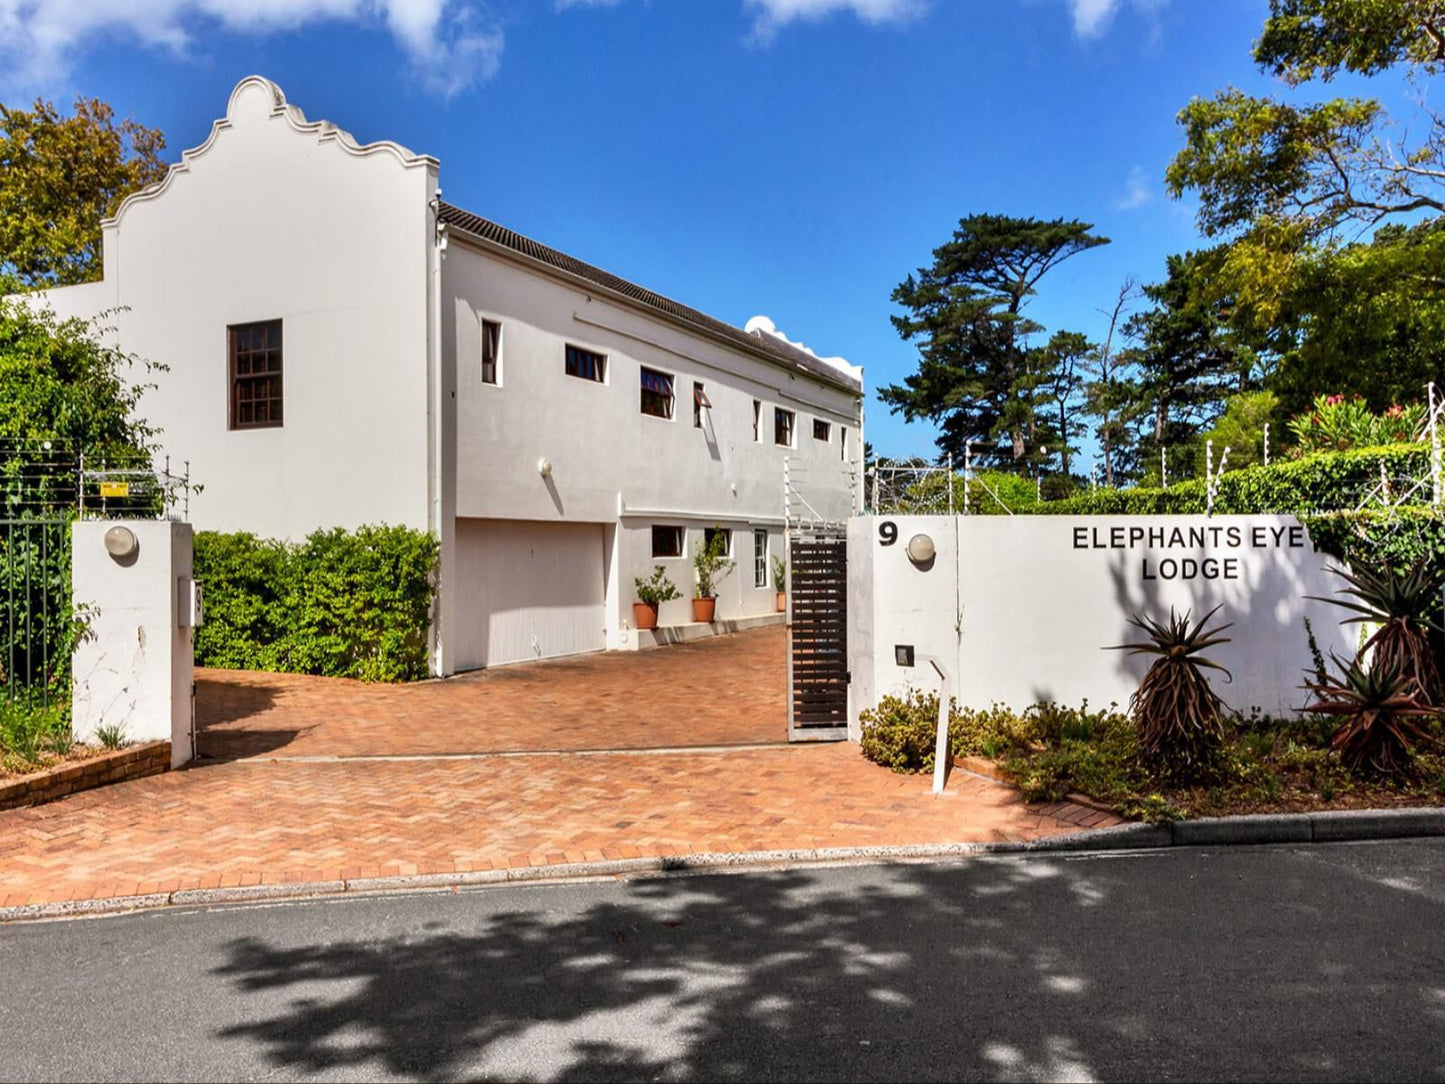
194,524 -> 439,682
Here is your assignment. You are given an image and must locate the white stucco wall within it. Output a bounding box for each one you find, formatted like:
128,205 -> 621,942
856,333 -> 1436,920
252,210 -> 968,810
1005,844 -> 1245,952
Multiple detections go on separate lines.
71,520 -> 194,767
443,240 -> 862,528
33,76 -> 438,540
849,514 -> 1358,729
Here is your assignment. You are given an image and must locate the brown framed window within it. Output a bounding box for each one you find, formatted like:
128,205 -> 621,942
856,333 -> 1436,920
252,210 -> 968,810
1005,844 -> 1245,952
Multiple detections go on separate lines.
704,527 -> 732,557
229,320 -> 283,430
774,407 -> 795,447
652,525 -> 684,558
813,418 -> 831,442
566,343 -> 606,382
640,366 -> 675,418
481,320 -> 501,385
753,399 -> 762,442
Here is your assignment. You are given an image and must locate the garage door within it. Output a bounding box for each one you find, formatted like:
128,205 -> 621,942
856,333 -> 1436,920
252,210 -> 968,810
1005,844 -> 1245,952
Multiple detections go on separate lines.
454,519 -> 607,670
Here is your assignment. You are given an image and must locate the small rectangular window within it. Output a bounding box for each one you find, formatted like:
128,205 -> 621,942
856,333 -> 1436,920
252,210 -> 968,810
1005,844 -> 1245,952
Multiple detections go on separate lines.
813,418 -> 831,442
694,382 -> 711,428
229,319 -> 283,430
754,529 -> 768,588
841,427 -> 848,461
481,320 -> 501,385
565,344 -> 606,383
640,366 -> 675,418
704,527 -> 732,557
753,400 -> 761,442
774,408 -> 795,447
652,525 -> 684,558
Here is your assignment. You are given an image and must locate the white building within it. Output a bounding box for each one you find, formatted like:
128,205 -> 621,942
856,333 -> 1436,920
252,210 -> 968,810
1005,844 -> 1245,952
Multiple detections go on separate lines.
39,76 -> 864,674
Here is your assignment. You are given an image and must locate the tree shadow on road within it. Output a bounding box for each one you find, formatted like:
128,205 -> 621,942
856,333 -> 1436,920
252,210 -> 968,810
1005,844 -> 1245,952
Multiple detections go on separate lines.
210,850 -> 1445,1082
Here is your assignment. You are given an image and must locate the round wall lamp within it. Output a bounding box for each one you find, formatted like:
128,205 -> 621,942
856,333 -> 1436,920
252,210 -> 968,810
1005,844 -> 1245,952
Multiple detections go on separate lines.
906,533 -> 936,567
537,457 -> 553,478
104,525 -> 139,562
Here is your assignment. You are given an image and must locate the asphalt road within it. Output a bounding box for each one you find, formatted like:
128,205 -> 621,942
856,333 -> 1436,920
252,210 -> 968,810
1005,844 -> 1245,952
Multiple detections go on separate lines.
1,840 -> 1443,1083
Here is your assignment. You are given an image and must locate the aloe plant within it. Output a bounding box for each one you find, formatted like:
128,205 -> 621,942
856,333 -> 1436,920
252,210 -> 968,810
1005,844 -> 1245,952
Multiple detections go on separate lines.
1110,606 -> 1233,777
1311,559 -> 1444,705
1306,654 -> 1440,777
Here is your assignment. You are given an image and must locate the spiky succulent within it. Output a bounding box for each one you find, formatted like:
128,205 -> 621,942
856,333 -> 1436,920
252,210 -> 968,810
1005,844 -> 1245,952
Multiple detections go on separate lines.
1109,606 -> 1233,778
1310,559 -> 1444,705
1306,653 -> 1440,777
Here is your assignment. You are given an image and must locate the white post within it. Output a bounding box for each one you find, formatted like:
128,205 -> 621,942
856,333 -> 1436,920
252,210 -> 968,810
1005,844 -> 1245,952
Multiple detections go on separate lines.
71,520 -> 196,767
927,656 -> 954,796
963,442 -> 972,516
947,453 -> 954,516
1263,422 -> 1271,468
1161,447 -> 1168,488
1430,382 -> 1441,507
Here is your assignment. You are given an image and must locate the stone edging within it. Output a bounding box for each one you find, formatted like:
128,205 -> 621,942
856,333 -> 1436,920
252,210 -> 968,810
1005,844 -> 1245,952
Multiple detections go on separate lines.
4,805 -> 1443,924
0,742 -> 170,812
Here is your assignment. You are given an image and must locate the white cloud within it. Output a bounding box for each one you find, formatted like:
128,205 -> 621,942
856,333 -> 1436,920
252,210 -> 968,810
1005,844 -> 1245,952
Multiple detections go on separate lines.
1116,165 -> 1151,210
743,0 -> 927,41
1067,0 -> 1166,41
0,0 -> 504,97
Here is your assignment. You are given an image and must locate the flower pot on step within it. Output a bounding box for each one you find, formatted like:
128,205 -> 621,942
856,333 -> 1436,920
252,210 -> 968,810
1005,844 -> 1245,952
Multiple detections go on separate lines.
692,597 -> 717,623
633,602 -> 659,630
776,592 -> 787,613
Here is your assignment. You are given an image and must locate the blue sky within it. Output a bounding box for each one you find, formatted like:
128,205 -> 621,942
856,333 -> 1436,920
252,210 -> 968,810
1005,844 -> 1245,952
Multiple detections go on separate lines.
0,0 -> 1421,463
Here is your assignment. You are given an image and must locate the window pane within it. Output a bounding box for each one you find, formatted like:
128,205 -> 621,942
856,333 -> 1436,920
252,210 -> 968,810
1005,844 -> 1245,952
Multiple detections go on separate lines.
774,408 -> 794,446
651,525 -> 683,558
754,529 -> 768,587
230,319 -> 283,430
814,419 -> 830,441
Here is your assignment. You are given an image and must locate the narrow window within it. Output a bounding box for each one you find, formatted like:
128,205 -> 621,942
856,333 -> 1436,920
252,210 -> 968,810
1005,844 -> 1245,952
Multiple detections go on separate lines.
228,319 -> 283,430
481,320 -> 501,385
652,525 -> 684,558
774,407 -> 795,447
640,367 -> 675,418
694,382 -> 711,428
704,527 -> 732,556
753,400 -> 761,442
813,418 -> 831,442
841,427 -> 848,461
565,344 -> 606,383
754,529 -> 768,588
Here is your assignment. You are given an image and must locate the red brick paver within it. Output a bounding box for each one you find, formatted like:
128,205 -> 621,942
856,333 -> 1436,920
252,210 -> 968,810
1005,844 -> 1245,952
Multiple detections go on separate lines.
198,628 -> 788,759
0,744 -> 1120,906
0,629 -> 1125,911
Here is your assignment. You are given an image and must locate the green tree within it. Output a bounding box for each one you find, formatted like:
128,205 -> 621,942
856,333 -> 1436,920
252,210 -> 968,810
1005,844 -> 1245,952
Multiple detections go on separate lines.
1038,330 -> 1093,479
1195,390 -> 1280,473
1127,252 -> 1255,478
881,215 -> 1108,469
0,96 -> 166,288
1080,277 -> 1143,486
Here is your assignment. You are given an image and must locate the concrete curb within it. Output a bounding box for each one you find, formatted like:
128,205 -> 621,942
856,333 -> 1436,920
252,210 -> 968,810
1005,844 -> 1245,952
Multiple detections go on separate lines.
4,806 -> 1443,924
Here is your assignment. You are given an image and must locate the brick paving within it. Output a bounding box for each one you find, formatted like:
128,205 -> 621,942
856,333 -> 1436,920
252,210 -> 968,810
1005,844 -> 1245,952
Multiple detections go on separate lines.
0,629 -> 1124,910
197,628 -> 789,759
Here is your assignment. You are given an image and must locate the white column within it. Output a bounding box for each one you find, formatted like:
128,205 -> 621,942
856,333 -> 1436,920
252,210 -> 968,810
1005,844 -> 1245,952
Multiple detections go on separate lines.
71,520 -> 195,768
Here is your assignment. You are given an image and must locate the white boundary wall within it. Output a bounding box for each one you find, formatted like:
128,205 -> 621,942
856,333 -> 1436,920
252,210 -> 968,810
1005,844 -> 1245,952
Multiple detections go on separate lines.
847,514 -> 1358,734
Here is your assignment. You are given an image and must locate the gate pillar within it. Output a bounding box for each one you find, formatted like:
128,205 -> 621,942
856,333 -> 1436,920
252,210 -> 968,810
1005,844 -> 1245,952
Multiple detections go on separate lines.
71,521 -> 197,768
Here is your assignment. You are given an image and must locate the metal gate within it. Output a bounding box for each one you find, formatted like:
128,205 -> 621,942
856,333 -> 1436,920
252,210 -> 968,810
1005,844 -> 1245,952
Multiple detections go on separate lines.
1,517 -> 71,709
786,528 -> 849,741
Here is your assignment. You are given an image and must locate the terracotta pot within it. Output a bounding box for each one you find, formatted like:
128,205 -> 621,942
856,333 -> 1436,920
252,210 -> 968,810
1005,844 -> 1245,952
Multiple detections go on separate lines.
692,597 -> 717,624
633,602 -> 659,630
777,592 -> 787,613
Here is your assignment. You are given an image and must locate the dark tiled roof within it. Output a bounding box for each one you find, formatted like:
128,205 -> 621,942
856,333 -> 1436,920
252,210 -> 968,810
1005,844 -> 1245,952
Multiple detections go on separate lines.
438,201 -> 862,394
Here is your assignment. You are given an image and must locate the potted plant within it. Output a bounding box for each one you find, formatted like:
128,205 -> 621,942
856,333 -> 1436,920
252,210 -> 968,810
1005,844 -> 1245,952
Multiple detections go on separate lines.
773,555 -> 787,613
633,566 -> 681,630
692,529 -> 736,623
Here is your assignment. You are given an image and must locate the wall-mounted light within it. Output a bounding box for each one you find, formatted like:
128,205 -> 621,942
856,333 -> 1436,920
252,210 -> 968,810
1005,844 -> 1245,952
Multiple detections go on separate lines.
537,457 -> 553,478
906,533 -> 936,565
104,525 -> 138,561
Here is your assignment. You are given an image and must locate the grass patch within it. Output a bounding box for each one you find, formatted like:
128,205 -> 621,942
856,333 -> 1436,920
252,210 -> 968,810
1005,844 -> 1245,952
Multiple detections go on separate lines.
858,693 -> 1445,822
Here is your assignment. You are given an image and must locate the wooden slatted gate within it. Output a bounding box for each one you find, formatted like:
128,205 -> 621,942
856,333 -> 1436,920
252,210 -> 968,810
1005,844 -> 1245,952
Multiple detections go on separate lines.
787,529 -> 849,741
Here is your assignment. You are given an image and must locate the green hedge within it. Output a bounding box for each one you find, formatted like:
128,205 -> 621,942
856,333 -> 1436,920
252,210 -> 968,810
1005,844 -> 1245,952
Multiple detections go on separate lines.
1031,444 -> 1430,516
194,525 -> 439,682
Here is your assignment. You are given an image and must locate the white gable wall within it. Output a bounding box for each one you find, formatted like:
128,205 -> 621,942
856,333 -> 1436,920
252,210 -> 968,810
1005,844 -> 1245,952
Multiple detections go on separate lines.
35,76 -> 438,540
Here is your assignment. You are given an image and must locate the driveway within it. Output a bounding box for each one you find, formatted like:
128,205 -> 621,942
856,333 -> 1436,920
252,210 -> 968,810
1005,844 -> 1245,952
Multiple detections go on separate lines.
0,628 -> 1120,913
197,627 -> 788,759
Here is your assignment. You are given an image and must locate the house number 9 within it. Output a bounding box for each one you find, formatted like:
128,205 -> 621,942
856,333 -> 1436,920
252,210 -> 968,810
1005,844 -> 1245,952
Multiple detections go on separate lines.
879,521 -> 898,546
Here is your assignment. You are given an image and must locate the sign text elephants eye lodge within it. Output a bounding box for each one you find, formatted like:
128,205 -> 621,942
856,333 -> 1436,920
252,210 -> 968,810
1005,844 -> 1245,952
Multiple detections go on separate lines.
1071,523 -> 1311,582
